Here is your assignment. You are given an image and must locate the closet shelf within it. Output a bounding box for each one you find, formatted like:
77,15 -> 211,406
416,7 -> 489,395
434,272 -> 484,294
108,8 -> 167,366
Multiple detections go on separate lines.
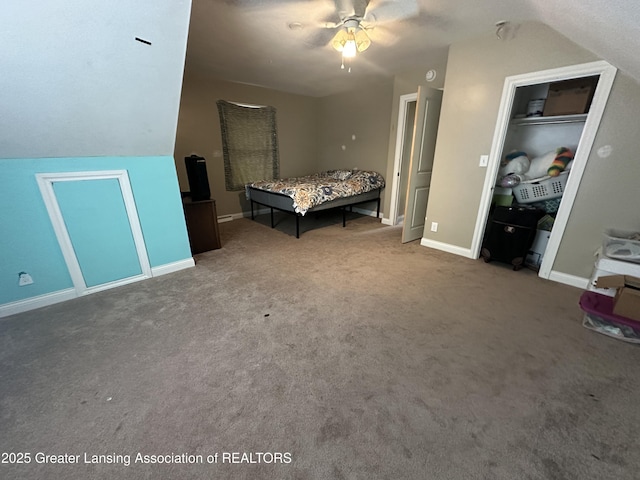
510,113 -> 588,126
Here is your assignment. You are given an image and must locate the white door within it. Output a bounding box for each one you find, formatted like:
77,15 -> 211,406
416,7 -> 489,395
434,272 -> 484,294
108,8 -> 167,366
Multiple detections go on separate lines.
402,86 -> 443,243
389,94 -> 417,226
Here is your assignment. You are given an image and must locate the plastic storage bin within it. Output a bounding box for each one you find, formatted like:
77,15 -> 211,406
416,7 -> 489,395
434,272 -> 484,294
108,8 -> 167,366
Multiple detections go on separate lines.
512,171 -> 568,204
579,291 -> 640,343
602,229 -> 640,264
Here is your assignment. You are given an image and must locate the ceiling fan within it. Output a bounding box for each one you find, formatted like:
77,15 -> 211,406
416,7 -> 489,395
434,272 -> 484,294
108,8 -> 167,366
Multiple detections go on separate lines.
328,0 -> 373,59
319,0 -> 420,69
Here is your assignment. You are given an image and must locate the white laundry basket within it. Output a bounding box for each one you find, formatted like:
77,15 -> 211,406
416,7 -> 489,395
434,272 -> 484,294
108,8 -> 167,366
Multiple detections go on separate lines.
512,171 -> 568,204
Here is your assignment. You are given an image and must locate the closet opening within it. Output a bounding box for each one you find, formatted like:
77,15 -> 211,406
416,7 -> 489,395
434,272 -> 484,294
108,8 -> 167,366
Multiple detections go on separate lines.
482,76 -> 599,270
471,61 -> 617,286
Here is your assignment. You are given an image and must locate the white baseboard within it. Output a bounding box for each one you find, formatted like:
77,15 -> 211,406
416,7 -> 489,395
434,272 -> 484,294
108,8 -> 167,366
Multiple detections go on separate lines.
548,270 -> 590,289
351,206 -> 381,218
219,212 -> 252,222
151,258 -> 195,277
1,258 -> 196,319
232,209 -> 270,220
421,240 -> 589,289
0,288 -> 77,319
420,238 -> 475,259
382,216 -> 404,227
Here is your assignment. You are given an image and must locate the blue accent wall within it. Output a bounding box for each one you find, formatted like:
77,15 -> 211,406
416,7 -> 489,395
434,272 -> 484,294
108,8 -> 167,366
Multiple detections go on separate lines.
0,156 -> 192,305
54,178 -> 143,287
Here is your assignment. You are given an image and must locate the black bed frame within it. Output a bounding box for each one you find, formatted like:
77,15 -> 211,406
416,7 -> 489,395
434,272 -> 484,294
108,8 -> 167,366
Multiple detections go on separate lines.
248,187 -> 382,238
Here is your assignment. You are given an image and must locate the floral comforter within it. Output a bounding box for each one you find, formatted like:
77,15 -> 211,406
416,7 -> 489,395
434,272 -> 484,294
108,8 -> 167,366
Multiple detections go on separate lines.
246,169 -> 385,216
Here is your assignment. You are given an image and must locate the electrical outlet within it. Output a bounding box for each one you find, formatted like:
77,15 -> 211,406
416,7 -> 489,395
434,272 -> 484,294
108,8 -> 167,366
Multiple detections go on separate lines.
431,222 -> 438,232
18,272 -> 33,286
479,155 -> 489,167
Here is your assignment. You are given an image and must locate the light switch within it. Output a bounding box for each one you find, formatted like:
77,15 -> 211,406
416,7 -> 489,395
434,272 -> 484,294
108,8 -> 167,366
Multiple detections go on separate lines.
479,155 -> 489,167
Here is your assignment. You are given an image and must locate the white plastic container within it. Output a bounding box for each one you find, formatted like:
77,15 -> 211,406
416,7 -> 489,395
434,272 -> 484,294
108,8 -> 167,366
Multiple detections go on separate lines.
526,99 -> 545,117
603,229 -> 640,264
512,171 -> 568,204
589,252 -> 640,296
525,229 -> 551,269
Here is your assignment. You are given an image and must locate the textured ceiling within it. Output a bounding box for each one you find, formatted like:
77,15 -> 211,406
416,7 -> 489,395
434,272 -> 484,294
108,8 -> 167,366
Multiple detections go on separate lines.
184,0 -> 640,97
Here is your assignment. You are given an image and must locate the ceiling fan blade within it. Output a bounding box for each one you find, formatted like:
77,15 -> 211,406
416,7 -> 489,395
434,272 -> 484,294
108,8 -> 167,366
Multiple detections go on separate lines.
365,0 -> 419,24
321,20 -> 342,29
304,27 -> 340,48
333,0 -> 370,20
352,0 -> 370,18
365,24 -> 398,46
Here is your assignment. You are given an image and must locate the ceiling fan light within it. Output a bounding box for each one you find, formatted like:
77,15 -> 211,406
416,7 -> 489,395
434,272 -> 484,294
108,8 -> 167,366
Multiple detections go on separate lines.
342,39 -> 357,58
331,29 -> 349,52
354,29 -> 370,52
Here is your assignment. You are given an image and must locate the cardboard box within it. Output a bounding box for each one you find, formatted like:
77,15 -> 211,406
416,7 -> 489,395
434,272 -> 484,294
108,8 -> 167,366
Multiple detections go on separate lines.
543,77 -> 598,116
588,253 -> 640,297
595,275 -> 640,321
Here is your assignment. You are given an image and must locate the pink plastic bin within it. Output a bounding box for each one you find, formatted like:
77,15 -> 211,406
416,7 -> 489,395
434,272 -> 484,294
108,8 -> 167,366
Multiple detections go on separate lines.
579,291 -> 640,330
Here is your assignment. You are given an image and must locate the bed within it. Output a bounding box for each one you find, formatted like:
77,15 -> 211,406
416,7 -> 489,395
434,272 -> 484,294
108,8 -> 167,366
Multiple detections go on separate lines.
246,169 -> 385,238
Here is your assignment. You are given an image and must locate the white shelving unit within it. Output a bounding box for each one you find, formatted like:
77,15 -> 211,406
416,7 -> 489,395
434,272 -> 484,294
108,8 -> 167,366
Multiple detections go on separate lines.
510,113 -> 588,126
503,107 -> 587,162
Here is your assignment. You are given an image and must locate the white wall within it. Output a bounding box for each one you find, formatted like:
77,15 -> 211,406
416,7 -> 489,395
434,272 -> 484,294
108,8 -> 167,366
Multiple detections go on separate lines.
383,58 -> 448,219
0,0 -> 192,159
554,71 -> 640,277
0,0 -> 194,314
422,21 -> 640,279
423,22 -> 596,249
173,73 -> 320,216
316,79 -> 394,178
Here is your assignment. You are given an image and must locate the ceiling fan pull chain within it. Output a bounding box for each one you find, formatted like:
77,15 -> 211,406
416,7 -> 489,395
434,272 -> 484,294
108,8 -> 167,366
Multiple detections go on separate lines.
341,55 -> 353,73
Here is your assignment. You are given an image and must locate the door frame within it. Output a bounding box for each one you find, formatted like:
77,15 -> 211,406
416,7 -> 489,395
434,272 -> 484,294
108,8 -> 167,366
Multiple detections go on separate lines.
388,92 -> 418,226
36,170 -> 152,295
402,86 -> 443,243
471,60 -> 617,283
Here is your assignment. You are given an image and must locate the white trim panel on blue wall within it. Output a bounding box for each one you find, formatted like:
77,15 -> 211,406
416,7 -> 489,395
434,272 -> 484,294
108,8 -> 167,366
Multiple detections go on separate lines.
36,170 -> 153,296
0,155 -> 194,313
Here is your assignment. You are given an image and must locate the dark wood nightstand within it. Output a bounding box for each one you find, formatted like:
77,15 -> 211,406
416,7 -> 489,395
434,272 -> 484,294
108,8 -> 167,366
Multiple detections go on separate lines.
182,198 -> 221,254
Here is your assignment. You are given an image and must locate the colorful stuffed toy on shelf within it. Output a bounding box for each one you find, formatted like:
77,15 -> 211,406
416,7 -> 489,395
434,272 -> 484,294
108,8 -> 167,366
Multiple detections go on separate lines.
498,150 -> 530,177
547,147 -> 574,177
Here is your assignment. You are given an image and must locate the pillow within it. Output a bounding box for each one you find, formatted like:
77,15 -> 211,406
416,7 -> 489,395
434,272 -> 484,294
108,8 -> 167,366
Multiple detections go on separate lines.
498,151 -> 529,177
525,150 -> 557,180
327,170 -> 353,180
526,147 -> 574,179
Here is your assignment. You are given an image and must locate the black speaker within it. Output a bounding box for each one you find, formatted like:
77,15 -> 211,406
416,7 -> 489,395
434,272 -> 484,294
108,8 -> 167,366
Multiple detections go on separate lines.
185,155 -> 211,201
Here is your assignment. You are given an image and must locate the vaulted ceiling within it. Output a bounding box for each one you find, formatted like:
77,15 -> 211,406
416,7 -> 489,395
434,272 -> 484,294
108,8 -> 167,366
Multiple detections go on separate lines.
184,0 -> 640,97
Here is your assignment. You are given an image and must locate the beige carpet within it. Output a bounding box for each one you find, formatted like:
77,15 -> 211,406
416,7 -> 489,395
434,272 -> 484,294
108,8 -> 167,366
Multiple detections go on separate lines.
2,211 -> 640,480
